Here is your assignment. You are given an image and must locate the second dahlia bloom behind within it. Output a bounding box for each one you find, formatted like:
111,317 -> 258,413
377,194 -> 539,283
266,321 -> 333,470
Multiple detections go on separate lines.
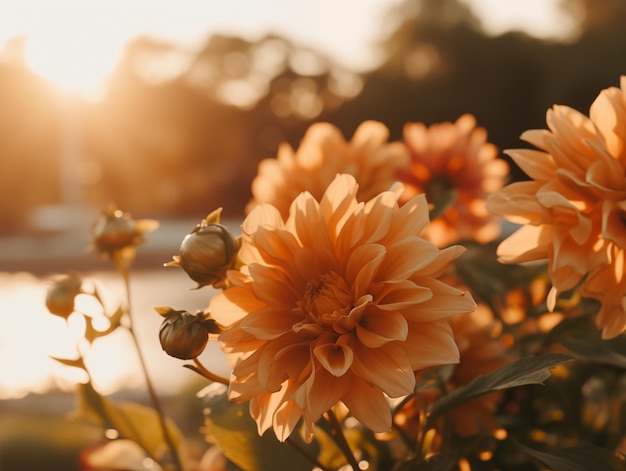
398,114 -> 508,248
210,174 -> 476,442
486,76 -> 626,339
247,121 -> 409,219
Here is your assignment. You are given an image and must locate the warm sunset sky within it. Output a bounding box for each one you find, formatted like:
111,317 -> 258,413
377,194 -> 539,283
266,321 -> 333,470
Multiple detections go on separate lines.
0,0 -> 574,94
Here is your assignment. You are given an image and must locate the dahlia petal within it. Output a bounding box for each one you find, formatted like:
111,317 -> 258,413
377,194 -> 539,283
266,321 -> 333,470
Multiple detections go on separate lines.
352,120 -> 390,147
590,86 -> 626,158
304,367 -> 348,420
341,377 -> 392,432
252,226 -> 299,269
414,244 -> 466,278
209,287 -> 266,325
403,288 -> 476,323
388,193 -> 430,240
485,181 -> 545,224
351,342 -> 415,397
314,342 -> 354,376
403,320 -> 460,371
248,263 -> 300,304
273,400 -> 305,442
374,279 -> 433,310
346,243 -> 386,295
356,308 -> 408,348
320,174 -> 360,236
377,237 -> 438,281
239,307 -> 299,339
496,225 -> 551,264
506,149 -> 557,181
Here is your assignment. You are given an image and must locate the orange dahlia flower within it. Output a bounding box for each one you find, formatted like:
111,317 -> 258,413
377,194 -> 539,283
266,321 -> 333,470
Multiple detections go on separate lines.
486,76 -> 626,339
398,114 -> 508,248
247,121 -> 409,219
210,174 -> 476,442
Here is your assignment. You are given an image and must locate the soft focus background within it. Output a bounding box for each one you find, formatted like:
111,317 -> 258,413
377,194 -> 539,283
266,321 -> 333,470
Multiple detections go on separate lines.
1,0 -> 625,469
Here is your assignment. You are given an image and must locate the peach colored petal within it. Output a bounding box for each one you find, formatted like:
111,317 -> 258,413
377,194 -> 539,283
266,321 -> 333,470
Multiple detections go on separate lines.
351,342 -> 415,397
403,320 -> 460,370
341,377 -> 392,432
210,286 -> 266,325
505,149 -> 557,181
374,279 -> 433,311
345,243 -> 386,295
356,307 -> 408,348
314,341 -> 354,377
496,225 -> 551,264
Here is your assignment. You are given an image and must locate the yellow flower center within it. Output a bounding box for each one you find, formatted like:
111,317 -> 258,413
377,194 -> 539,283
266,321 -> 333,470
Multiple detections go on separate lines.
301,271 -> 353,325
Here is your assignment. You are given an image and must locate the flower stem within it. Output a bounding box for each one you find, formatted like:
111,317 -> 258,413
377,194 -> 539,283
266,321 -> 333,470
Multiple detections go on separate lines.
286,436 -> 332,471
192,358 -> 230,385
119,261 -> 184,471
325,409 -> 360,471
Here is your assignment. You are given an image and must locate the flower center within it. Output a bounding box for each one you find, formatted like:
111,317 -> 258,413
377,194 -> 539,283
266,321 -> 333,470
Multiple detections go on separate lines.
301,271 -> 353,325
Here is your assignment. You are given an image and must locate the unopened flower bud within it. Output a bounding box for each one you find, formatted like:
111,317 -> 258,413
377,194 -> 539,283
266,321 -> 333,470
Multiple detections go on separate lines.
166,208 -> 240,289
89,204 -> 159,259
46,273 -> 83,319
158,308 -> 219,360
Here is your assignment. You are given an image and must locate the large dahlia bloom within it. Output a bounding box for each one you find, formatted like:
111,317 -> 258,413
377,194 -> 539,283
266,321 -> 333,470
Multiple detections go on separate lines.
211,174 -> 476,442
486,76 -> 626,339
398,114 -> 508,248
246,121 -> 409,219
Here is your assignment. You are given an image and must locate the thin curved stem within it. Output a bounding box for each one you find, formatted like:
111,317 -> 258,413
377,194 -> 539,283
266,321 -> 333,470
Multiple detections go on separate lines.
325,409 -> 360,471
285,436 -> 332,471
192,358 -> 230,385
119,260 -> 184,471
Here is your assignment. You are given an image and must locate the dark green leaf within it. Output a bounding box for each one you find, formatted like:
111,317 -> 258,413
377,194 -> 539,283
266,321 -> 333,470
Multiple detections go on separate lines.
84,306 -> 124,343
393,453 -> 457,471
426,353 -> 574,425
201,384 -> 318,471
515,442 -> 626,471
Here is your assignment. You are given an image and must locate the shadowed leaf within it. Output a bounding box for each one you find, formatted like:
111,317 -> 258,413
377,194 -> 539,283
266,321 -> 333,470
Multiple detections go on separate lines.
515,442 -> 626,471
427,353 -> 574,425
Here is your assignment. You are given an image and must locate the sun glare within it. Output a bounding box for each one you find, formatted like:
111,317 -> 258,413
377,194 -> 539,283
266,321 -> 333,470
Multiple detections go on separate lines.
14,1 -> 131,97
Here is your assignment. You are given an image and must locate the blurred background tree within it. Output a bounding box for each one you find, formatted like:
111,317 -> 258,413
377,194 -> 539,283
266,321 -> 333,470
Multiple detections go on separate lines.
1,0 -> 625,234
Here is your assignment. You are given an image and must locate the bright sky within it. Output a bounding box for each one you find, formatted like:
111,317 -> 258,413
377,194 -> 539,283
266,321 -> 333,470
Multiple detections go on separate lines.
0,0 -> 574,94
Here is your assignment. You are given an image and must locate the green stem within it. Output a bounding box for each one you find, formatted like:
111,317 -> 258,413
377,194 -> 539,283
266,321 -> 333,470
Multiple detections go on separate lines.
325,409 -> 360,471
285,436 -> 332,471
119,259 -> 184,471
192,358 -> 230,385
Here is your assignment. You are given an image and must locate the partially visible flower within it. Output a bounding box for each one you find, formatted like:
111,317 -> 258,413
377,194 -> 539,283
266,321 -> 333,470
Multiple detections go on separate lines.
246,121 -> 409,219
486,76 -> 626,338
157,307 -> 221,360
445,305 -> 512,436
165,208 -> 240,289
45,273 -> 84,319
210,173 -> 476,442
396,304 -> 511,445
397,114 -> 508,248
89,204 -> 159,262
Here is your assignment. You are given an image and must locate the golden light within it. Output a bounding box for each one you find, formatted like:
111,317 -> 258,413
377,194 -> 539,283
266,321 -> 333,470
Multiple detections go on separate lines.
16,1 -> 130,97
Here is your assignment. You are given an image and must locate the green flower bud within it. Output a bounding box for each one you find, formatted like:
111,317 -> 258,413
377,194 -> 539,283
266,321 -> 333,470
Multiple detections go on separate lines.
89,204 -> 159,259
158,309 -> 216,360
45,273 -> 83,319
166,208 -> 240,289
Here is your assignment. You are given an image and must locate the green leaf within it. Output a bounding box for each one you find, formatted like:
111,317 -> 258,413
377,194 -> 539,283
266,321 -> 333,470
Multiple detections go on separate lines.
71,382 -> 185,467
426,353 -> 574,425
515,442 -> 626,471
394,453 -> 458,471
547,316 -> 626,368
201,384 -> 318,471
84,306 -> 125,343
